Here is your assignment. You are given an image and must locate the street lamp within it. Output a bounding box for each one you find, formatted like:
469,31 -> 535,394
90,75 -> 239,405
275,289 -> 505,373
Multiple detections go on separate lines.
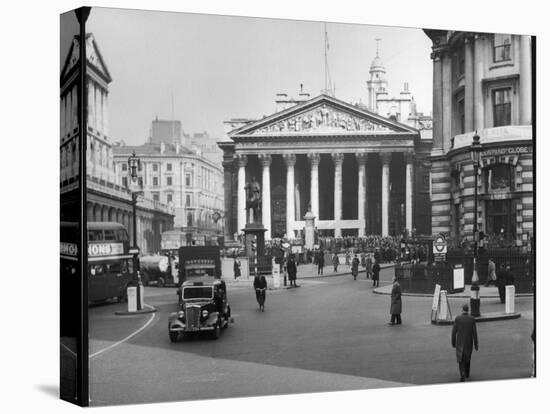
470,131 -> 482,317
128,151 -> 143,310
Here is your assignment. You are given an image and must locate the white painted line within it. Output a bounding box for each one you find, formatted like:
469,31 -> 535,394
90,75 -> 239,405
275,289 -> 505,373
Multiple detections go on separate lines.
90,304 -> 157,359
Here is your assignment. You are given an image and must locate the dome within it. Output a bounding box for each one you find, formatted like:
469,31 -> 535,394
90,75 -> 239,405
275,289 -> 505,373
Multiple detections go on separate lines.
370,55 -> 385,73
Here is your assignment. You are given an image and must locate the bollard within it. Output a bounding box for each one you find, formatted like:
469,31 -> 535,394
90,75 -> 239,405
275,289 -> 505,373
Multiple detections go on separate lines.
505,285 -> 515,314
470,284 -> 480,317
127,285 -> 138,312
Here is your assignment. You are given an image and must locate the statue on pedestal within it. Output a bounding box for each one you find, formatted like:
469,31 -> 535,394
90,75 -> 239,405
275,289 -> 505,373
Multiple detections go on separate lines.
245,176 -> 262,224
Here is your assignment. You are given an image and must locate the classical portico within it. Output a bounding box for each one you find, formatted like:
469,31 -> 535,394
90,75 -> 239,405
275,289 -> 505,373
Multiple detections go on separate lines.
219,95 -> 424,240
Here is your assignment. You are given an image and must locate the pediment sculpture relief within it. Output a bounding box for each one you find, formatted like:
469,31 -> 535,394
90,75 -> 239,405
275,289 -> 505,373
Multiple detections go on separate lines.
252,105 -> 392,134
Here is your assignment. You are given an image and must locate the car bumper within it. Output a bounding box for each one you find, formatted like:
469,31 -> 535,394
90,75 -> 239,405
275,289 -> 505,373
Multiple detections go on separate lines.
169,320 -> 215,332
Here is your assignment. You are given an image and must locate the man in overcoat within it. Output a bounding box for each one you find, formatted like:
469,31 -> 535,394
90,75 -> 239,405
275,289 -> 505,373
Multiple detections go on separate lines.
351,254 -> 359,280
389,277 -> 402,325
317,249 -> 324,275
372,260 -> 381,287
287,256 -> 298,287
451,304 -> 479,382
496,263 -> 507,304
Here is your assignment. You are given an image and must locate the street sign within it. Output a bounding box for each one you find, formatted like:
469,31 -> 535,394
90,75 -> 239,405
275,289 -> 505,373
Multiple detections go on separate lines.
433,235 -> 447,254
128,247 -> 140,255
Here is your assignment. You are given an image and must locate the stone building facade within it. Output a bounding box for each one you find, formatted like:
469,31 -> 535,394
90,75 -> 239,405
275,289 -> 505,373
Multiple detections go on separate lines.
219,94 -> 432,241
112,141 -> 224,240
60,33 -> 174,254
424,30 -> 533,248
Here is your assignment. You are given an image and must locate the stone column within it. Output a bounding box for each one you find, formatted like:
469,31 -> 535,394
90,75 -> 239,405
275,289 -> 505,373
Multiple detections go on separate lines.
283,154 -> 296,239
431,50 -> 444,156
464,35 -> 475,132
405,153 -> 414,233
332,153 -> 344,238
381,152 -> 392,236
519,35 -> 532,125
473,34 -> 485,131
236,154 -> 247,233
307,153 -> 320,219
442,52 -> 452,152
222,154 -> 234,240
259,154 -> 272,239
356,152 -> 367,236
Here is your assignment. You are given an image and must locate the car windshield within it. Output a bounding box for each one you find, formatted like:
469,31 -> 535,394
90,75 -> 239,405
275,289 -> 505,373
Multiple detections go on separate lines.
183,287 -> 213,300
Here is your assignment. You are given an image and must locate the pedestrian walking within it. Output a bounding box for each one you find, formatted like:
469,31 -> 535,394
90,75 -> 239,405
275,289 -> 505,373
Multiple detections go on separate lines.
233,257 -> 241,280
485,258 -> 496,287
372,260 -> 381,287
366,254 -> 373,279
351,254 -> 359,280
317,249 -> 324,275
388,277 -> 402,325
360,253 -> 366,274
287,255 -> 298,287
332,253 -> 340,273
345,250 -> 351,267
451,304 -> 479,382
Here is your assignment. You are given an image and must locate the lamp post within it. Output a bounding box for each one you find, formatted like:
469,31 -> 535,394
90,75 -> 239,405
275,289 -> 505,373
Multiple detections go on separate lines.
128,151 -> 143,310
212,211 -> 225,257
470,132 -> 482,317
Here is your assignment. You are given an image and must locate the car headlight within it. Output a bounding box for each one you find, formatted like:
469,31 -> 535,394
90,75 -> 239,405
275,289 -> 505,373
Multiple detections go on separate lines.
178,310 -> 185,319
201,310 -> 209,318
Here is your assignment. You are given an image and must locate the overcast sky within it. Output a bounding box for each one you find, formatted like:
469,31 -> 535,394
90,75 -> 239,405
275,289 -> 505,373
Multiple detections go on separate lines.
62,7 -> 433,145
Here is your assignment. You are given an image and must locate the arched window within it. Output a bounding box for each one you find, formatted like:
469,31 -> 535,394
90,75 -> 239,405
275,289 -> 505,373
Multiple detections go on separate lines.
484,163 -> 515,192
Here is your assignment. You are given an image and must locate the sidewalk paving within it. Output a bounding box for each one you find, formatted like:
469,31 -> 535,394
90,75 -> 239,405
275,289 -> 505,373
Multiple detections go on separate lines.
372,283 -> 533,298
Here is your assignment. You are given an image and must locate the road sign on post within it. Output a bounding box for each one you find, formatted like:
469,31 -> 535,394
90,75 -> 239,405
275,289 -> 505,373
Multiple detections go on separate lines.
433,234 -> 447,262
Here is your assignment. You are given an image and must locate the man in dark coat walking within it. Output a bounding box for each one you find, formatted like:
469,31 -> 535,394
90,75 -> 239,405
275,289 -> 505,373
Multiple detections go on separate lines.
451,304 -> 479,382
317,249 -> 324,275
388,277 -> 402,325
287,256 -> 298,287
351,254 -> 359,280
372,261 -> 381,287
496,263 -> 508,304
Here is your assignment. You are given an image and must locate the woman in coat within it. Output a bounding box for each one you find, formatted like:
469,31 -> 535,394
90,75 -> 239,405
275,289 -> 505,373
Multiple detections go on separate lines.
287,256 -> 298,287
389,277 -> 402,325
332,253 -> 340,272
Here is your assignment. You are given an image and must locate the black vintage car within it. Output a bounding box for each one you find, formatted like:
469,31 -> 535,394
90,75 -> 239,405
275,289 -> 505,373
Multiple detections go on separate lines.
168,280 -> 231,342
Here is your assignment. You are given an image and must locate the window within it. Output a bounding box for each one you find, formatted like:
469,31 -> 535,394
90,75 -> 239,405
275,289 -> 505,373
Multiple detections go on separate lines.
167,163 -> 172,172
152,192 -> 160,202
153,177 -> 159,186
152,163 -> 158,172
185,173 -> 191,186
186,194 -> 191,207
485,164 -> 515,192
486,199 -> 516,241
457,47 -> 465,78
167,193 -> 173,203
187,213 -> 193,227
121,163 -> 127,171
122,177 -> 128,187
457,99 -> 465,134
103,229 -> 117,241
167,176 -> 173,186
493,34 -> 512,62
493,88 -> 511,127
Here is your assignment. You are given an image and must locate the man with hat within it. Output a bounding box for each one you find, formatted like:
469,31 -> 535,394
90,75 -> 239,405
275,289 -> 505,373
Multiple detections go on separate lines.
451,304 -> 479,382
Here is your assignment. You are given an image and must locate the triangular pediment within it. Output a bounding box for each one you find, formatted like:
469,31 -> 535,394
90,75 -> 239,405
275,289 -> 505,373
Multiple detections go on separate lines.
230,95 -> 417,138
61,34 -> 112,84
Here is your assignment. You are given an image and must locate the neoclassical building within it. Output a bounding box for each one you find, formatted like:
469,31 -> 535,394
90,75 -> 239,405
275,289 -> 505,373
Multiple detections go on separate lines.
112,139 -> 224,240
424,30 -> 533,248
219,94 -> 432,241
60,33 -> 174,254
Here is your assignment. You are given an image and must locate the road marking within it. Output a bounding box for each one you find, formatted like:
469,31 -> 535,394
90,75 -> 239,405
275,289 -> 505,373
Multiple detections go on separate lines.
90,304 -> 157,359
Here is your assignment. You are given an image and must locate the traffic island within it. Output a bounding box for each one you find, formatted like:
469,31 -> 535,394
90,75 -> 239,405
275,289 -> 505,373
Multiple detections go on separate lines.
115,304 -> 157,316
431,311 -> 521,325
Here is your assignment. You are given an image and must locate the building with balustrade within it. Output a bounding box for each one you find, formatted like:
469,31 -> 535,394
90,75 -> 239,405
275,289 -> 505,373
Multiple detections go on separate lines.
112,139 -> 224,241
219,93 -> 432,241
60,33 -> 174,254
424,30 -> 533,248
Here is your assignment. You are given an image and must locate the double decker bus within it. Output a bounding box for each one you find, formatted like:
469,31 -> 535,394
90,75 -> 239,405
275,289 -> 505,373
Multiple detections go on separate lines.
86,222 -> 134,303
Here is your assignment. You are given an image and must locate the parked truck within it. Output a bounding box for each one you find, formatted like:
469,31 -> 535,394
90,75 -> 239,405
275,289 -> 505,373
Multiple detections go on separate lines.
139,253 -> 179,287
